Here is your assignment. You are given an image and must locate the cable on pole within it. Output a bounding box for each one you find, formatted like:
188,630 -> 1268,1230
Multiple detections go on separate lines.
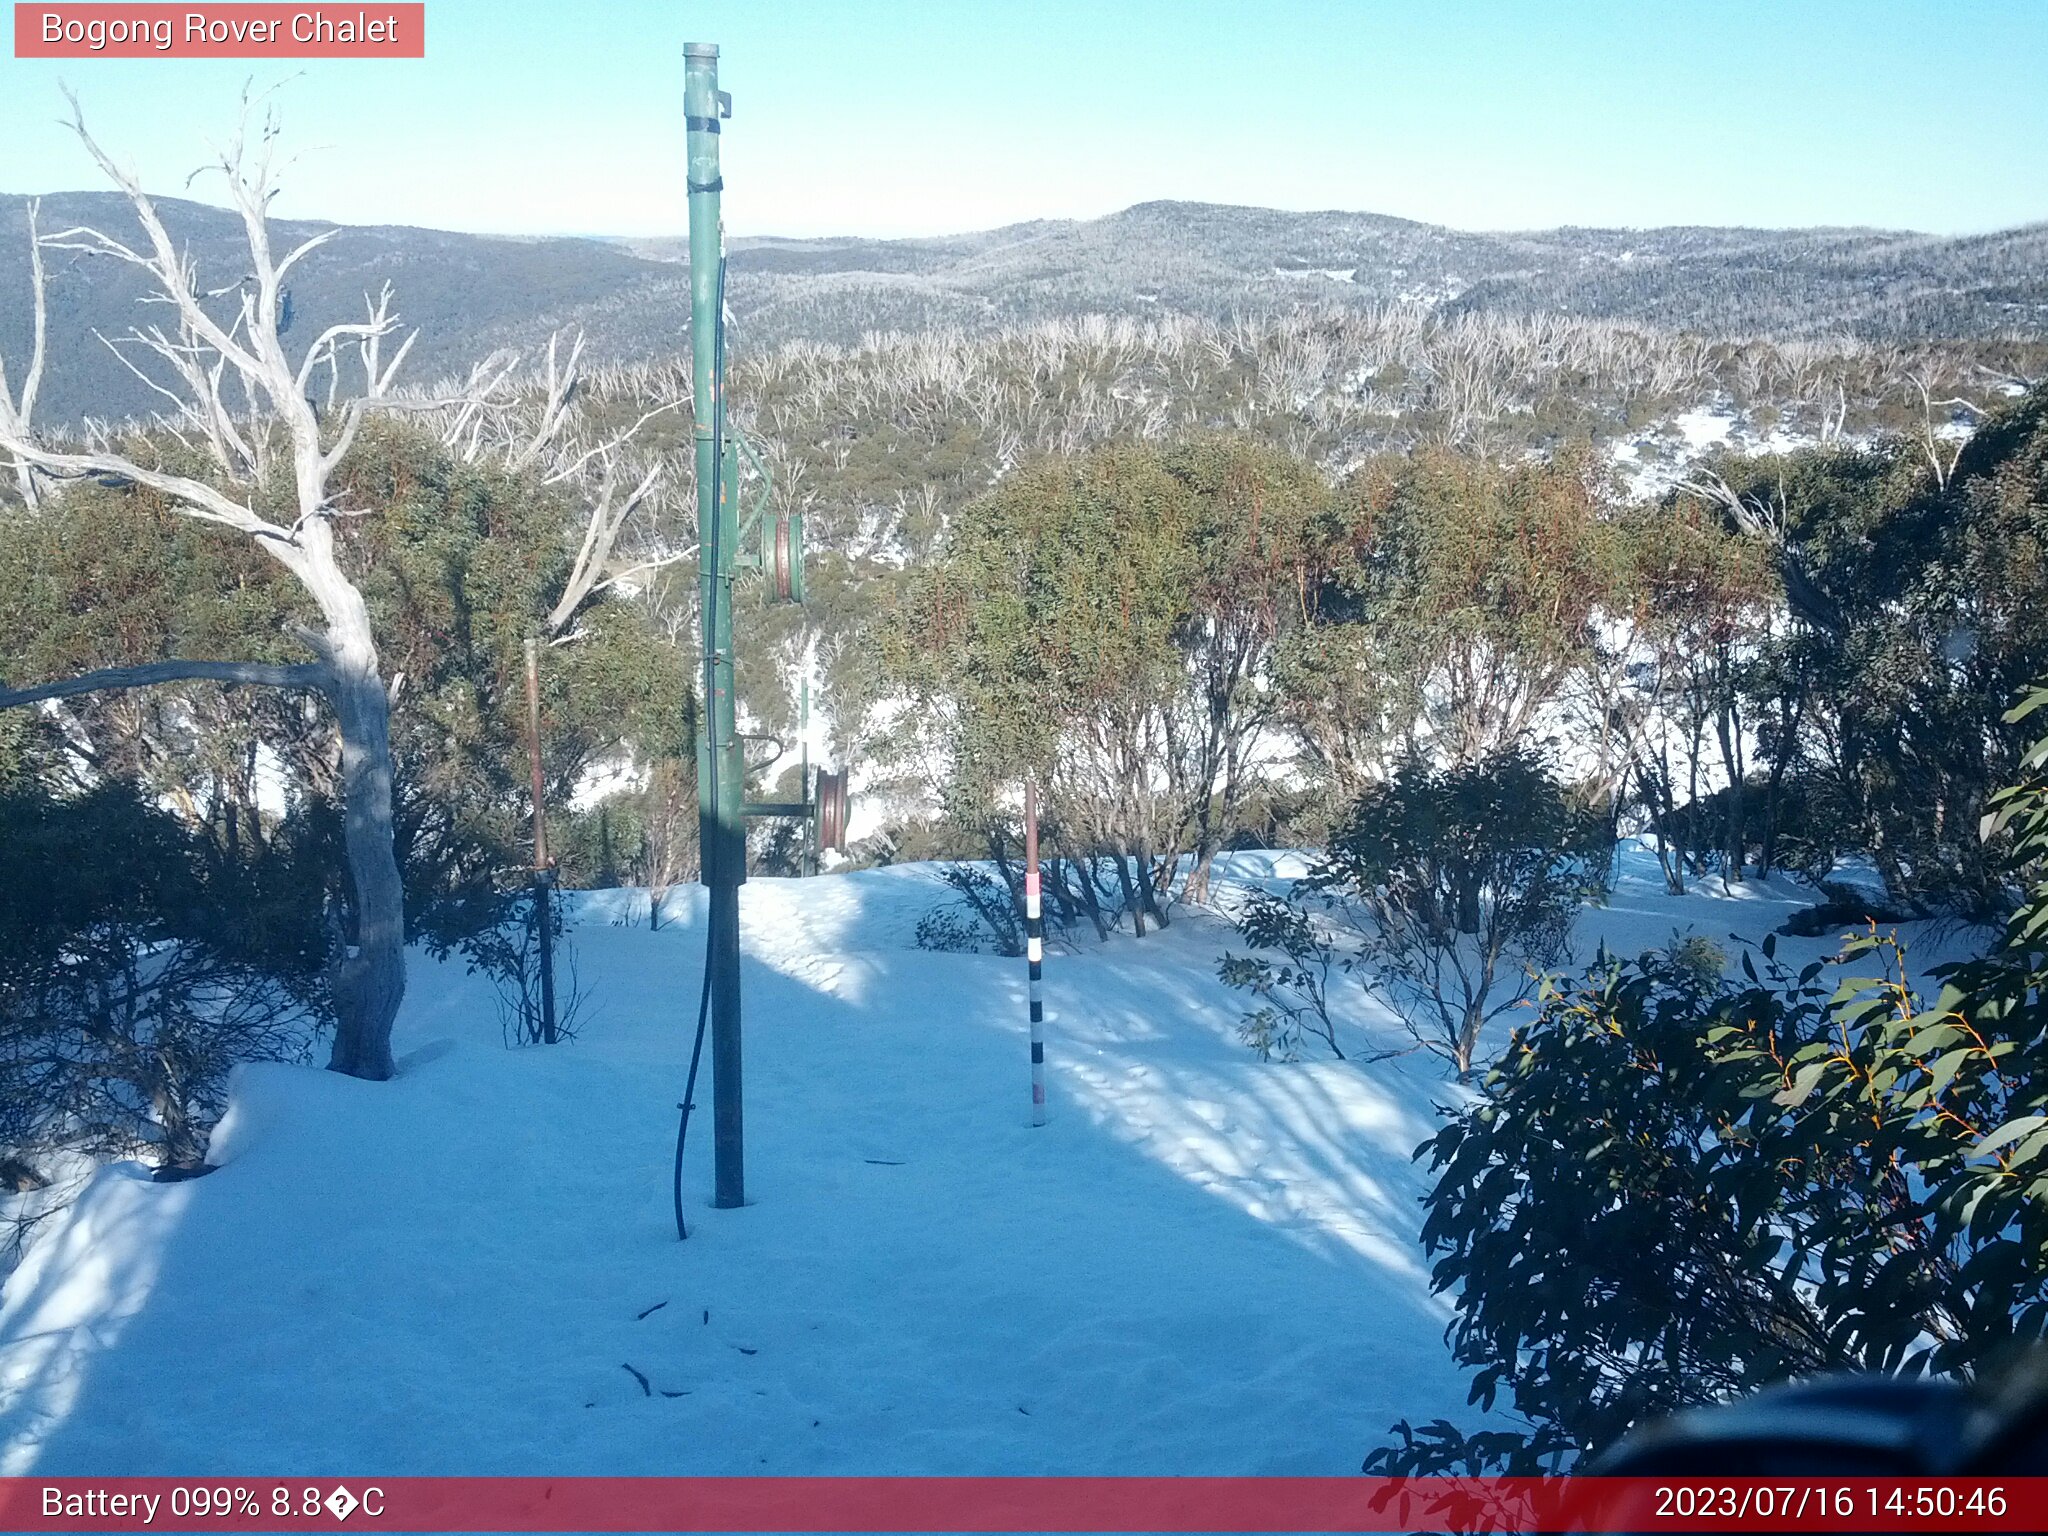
673,939 -> 714,1240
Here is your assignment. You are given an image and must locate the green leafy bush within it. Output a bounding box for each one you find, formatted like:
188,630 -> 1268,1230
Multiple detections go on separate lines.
1217,893 -> 1343,1062
0,782 -> 331,1207
1369,684 -> 2048,1475
1223,750 -> 1608,1076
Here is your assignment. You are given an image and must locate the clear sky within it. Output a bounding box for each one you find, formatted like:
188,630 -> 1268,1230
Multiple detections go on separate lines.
2,0 -> 2044,239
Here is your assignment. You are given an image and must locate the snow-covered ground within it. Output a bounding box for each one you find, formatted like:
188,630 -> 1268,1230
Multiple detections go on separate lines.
0,847 -> 1957,1476
1606,399 -> 1890,501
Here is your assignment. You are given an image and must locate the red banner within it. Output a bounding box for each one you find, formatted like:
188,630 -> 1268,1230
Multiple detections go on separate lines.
13,5 -> 424,58
1,1476 -> 2044,1532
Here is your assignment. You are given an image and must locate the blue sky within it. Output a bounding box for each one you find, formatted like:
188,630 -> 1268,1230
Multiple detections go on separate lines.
2,0 -> 2044,238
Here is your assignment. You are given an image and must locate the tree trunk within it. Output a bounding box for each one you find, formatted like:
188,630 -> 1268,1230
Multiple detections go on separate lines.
1455,1004 -> 1482,1080
1043,857 -> 1080,935
151,1064 -> 203,1170
1759,750 -> 1790,878
1136,839 -> 1169,930
1455,874 -> 1482,935
1757,684 -> 1801,877
1185,842 -> 1218,907
1064,850 -> 1111,941
1112,853 -> 1145,937
320,600 -> 405,1081
1185,788 -> 1227,908
1716,700 -> 1747,882
1639,751 -> 1687,896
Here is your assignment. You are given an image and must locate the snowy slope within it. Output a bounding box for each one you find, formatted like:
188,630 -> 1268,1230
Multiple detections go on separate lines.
0,850 -> 1948,1476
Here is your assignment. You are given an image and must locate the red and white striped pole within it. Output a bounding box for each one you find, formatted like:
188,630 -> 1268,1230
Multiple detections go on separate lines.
1024,779 -> 1047,1127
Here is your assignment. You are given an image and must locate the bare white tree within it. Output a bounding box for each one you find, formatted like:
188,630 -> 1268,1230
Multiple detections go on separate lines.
421,326 -> 685,640
1678,467 -> 1841,636
0,92 -> 427,1080
0,198 -> 48,507
1907,369 -> 1987,492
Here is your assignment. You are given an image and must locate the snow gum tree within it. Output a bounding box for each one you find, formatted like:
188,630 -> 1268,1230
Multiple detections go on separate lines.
0,97 -> 428,1078
1346,447 -> 1619,768
1269,447 -> 1634,835
1157,437 -> 1337,902
1621,503 -> 1778,893
1704,387 -> 2048,912
895,436 -> 1336,924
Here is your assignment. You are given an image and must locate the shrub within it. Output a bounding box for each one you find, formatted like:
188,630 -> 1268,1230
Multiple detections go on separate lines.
916,864 -> 1025,957
1223,750 -> 1608,1076
1367,684 -> 2048,1474
0,782 -> 330,1262
1216,893 -> 1343,1062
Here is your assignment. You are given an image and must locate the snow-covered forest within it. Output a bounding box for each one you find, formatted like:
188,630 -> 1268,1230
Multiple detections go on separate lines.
4,79 -> 2048,1489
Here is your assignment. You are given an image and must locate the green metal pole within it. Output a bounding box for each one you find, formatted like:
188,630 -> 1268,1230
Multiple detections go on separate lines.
686,41 -> 746,1210
800,676 -> 815,878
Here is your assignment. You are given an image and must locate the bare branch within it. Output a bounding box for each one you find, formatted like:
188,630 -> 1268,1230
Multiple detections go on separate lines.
295,316 -> 391,394
539,400 -> 684,486
0,198 -> 49,505
0,658 -> 330,711
580,549 -> 691,605
546,462 -> 664,634
273,225 -> 338,286
505,330 -> 585,471
0,438 -> 295,543
91,327 -> 194,416
54,88 -> 270,386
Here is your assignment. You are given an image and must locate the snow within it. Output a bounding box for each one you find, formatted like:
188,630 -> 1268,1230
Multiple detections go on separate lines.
1672,407 -> 1738,454
569,750 -> 644,812
0,848 -> 1951,1476
1606,400 -> 1865,501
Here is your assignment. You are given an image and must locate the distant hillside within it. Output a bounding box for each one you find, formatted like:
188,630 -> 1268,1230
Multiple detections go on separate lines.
3,193 -> 2044,424
687,201 -> 2048,347
0,192 -> 690,425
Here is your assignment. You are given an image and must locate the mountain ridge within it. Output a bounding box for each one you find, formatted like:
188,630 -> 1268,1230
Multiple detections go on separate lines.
3,193 -> 2043,424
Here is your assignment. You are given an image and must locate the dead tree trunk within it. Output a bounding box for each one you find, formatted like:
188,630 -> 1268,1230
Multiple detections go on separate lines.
324,616 -> 406,1077
0,198 -> 47,508
0,91 -> 450,1079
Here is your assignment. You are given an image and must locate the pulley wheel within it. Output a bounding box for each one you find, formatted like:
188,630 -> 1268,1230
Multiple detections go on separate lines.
771,512 -> 794,603
816,769 -> 849,853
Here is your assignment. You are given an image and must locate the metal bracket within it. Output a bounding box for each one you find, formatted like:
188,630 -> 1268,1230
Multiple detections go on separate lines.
733,434 -> 770,552
743,800 -> 813,821
729,431 -> 774,559
736,731 -> 786,775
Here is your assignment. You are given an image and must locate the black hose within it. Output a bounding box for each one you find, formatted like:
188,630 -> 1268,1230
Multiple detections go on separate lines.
673,939 -> 712,1240
675,253 -> 732,1242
